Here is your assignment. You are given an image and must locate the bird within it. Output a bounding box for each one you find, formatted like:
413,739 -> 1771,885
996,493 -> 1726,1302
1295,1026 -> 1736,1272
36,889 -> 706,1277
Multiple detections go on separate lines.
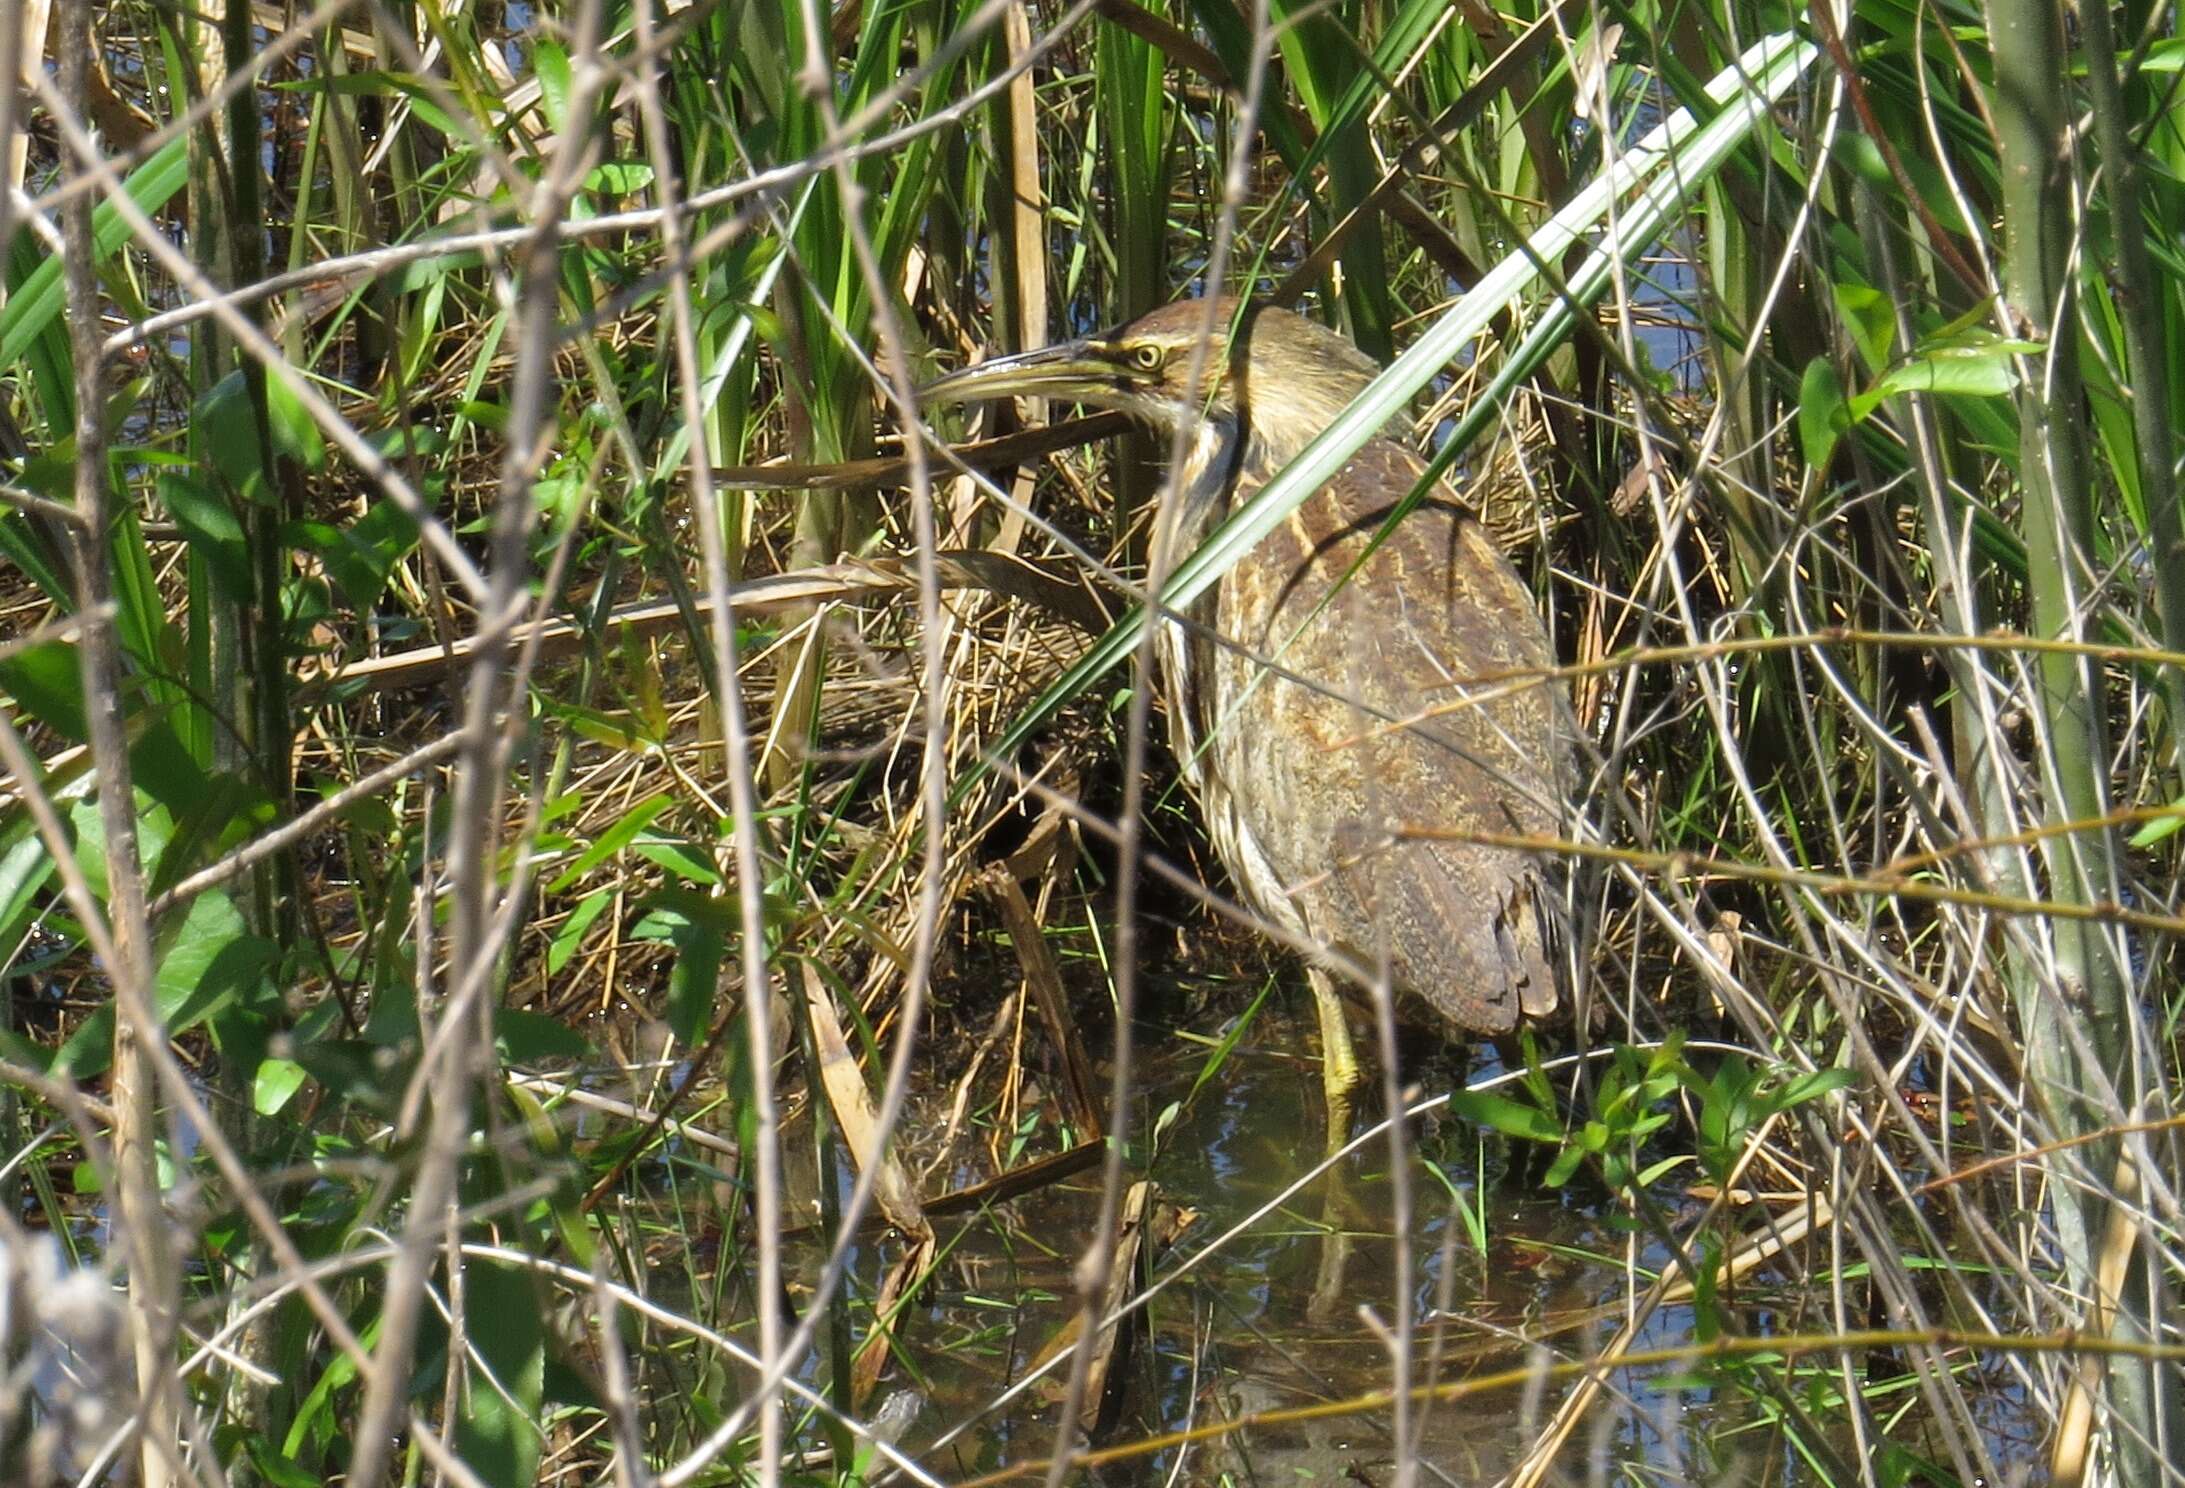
922,297 -> 1568,1103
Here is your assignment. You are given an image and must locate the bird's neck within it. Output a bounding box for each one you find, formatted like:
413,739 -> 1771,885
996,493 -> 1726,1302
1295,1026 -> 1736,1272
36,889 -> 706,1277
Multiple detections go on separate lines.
1155,415 -> 1230,546
1240,413 -> 1330,482
1168,413 -> 1324,535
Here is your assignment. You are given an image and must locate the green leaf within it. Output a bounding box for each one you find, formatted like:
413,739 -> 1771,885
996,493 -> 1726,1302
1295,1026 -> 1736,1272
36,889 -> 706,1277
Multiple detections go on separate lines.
2130,798 -> 2185,847
548,889 -> 615,975
243,1439 -> 322,1488
1873,1441 -> 1963,1488
1185,978 -> 1273,1107
494,1008 -> 589,1063
1833,130 -> 1893,189
253,1058 -> 309,1117
1832,284 -> 1896,371
506,1081 -> 597,1266
292,1038 -> 403,1112
534,42 -> 572,134
540,697 -> 665,757
0,138 -> 190,371
283,1318 -> 373,1458
666,913 -> 725,1047
633,887 -> 732,1044
158,473 -> 252,604
0,641 -> 213,812
633,834 -> 723,886
266,374 -> 326,471
1797,357 -> 1851,471
1446,1089 -> 1563,1144
288,498 -> 420,610
154,889 -> 279,1034
1770,1066 -> 1858,1112
544,792 -> 671,893
1853,339 -> 2037,421
196,371 -> 268,494
0,827 -> 57,945
452,1262 -> 546,1488
584,162 -> 655,195
0,512 -> 74,604
0,637 -> 87,738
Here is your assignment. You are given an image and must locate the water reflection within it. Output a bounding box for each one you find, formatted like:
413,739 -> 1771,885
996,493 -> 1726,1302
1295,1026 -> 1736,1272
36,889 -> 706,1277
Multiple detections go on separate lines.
853,1001 -> 1624,1485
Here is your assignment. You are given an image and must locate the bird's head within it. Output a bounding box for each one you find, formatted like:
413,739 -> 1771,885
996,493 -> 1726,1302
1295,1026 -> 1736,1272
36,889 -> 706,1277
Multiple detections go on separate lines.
921,297 -> 1384,470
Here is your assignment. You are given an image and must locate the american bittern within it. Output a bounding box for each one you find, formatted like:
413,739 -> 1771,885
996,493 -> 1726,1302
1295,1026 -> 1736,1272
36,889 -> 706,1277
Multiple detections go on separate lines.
925,297 -> 1567,1099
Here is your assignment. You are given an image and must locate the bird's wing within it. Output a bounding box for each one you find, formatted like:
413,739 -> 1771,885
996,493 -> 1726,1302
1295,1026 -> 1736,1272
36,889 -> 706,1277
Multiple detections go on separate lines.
1206,439 -> 1567,1030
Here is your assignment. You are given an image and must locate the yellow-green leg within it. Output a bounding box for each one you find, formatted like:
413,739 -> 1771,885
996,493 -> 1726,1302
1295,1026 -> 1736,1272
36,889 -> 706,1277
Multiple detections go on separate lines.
1307,968 -> 1359,1319
1308,968 -> 1361,1128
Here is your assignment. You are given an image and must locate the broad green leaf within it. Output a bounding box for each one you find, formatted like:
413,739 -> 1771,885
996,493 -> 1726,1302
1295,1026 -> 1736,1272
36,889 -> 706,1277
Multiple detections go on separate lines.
1854,340 -> 2033,418
2130,799 -> 2185,847
0,828 -> 56,945
195,372 -> 267,494
1771,1066 -> 1859,1112
669,910 -> 728,1046
533,41 -> 572,134
253,1058 -> 309,1117
154,889 -> 279,1034
584,162 -> 655,194
243,1440 -> 321,1488
633,887 -> 732,1044
1834,130 -> 1894,188
187,369 -> 319,481
633,834 -> 723,886
287,499 -> 420,610
0,512 -> 73,604
51,885 -> 277,1080
494,1008 -> 590,1063
452,1262 -> 546,1488
267,375 -> 326,471
282,1316 -> 374,1458
1833,284 -> 1897,371
1446,1090 -> 1563,1144
0,641 -> 213,812
158,473 -> 252,604
506,1081 -> 597,1266
1798,357 -> 1851,471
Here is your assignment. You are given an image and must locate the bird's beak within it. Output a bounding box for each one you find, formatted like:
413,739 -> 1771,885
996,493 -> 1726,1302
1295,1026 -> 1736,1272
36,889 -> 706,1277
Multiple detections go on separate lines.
919,341 -> 1141,409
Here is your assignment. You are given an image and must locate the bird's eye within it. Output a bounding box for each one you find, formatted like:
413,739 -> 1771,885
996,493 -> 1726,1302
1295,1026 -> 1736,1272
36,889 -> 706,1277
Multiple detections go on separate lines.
1130,344 -> 1164,372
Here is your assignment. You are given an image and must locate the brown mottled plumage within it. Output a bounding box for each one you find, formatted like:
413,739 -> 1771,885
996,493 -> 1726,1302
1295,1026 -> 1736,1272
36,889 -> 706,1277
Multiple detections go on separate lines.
924,297 -> 1567,1036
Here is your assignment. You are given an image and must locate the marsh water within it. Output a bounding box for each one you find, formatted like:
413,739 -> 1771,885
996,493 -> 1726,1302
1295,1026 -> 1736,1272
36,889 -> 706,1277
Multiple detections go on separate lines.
862,1003 -> 1604,1486
650,954 -> 1977,1488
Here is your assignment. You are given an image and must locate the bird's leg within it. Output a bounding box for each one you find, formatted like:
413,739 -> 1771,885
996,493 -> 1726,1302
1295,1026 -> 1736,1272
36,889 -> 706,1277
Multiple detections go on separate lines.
1307,1163 -> 1354,1323
1306,968 -> 1359,1319
1308,967 -> 1362,1129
